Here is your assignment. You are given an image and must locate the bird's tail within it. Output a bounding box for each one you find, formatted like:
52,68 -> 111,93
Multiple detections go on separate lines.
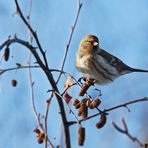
130,68 -> 148,73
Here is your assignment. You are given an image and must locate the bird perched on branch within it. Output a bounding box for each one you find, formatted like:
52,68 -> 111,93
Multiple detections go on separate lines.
76,35 -> 148,84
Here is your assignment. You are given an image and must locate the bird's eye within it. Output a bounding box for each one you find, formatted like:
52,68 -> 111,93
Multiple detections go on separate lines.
85,40 -> 98,47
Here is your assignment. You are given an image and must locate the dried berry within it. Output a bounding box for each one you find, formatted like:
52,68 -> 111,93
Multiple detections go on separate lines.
40,133 -> 45,139
96,113 -> 107,129
75,103 -> 80,109
78,83 -> 90,96
37,138 -> 43,144
88,102 -> 94,109
81,108 -> 88,118
91,98 -> 101,108
81,98 -> 88,104
73,98 -> 80,106
64,92 -> 72,104
81,103 -> 88,118
78,79 -> 95,96
11,79 -> 17,87
77,107 -> 82,116
33,128 -> 41,135
78,127 -> 85,146
4,46 -> 10,61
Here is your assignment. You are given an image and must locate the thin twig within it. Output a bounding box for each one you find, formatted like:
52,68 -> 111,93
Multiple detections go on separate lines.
112,118 -> 144,147
69,97 -> 148,125
1,34 -> 70,147
56,0 -> 82,84
26,1 -> 46,145
26,1 -> 54,147
54,91 -> 79,123
2,0 -> 71,145
44,98 -> 55,148
0,37 -> 46,70
0,65 -> 40,75
14,0 -> 49,69
27,0 -> 38,127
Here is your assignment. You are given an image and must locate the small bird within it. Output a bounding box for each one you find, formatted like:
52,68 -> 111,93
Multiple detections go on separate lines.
76,35 -> 148,84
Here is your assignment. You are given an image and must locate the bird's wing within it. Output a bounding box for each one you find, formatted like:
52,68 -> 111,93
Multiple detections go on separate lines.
98,49 -> 132,73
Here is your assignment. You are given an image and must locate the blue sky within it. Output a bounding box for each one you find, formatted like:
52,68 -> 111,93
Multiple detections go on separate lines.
0,0 -> 148,148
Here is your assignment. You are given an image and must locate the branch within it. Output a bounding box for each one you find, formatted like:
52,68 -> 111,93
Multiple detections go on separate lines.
1,0 -> 84,146
26,0 -> 39,133
112,118 -> 144,147
1,35 -> 70,147
44,98 -> 54,148
0,37 -> 46,70
70,97 -> 148,125
14,0 -> 49,68
56,0 -> 82,84
54,90 -> 79,123
26,2 -> 54,147
0,65 -> 40,75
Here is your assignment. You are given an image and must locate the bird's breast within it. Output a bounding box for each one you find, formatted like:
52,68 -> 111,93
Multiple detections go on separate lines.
76,54 -> 91,69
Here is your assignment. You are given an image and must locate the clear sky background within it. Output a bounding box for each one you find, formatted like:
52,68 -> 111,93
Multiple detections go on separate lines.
0,0 -> 148,148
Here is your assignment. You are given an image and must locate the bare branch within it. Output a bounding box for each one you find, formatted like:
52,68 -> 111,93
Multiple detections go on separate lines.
1,34 -> 70,148
0,37 -> 46,71
56,0 -> 82,84
54,90 -> 79,123
70,97 -> 148,125
0,65 -> 40,75
25,2 -> 54,147
112,118 -> 144,147
14,0 -> 49,68
44,98 -> 55,148
27,0 -> 38,131
112,121 -> 125,134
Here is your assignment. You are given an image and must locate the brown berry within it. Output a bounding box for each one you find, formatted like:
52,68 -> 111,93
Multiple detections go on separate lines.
64,92 -> 72,104
88,102 -> 95,109
78,127 -> 85,146
33,128 -> 41,134
77,107 -> 82,116
81,98 -> 88,104
91,98 -> 101,108
96,113 -> 107,129
73,98 -> 80,106
81,109 -> 88,118
78,80 -> 94,96
4,46 -> 10,61
37,137 -> 43,144
39,132 -> 45,140
11,79 -> 17,87
81,103 -> 87,111
75,103 -> 80,109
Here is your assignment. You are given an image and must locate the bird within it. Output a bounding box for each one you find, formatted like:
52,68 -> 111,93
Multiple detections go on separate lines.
76,34 -> 148,84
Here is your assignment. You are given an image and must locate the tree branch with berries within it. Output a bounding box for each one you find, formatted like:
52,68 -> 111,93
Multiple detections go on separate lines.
0,0 -> 148,148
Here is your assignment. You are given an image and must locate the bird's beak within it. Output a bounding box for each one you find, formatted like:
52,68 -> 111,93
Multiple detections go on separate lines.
93,42 -> 98,46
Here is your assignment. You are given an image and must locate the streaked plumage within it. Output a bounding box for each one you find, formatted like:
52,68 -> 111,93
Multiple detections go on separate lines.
76,35 -> 148,84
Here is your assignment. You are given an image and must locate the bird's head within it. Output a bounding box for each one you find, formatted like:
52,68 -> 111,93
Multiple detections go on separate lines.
79,35 -> 100,55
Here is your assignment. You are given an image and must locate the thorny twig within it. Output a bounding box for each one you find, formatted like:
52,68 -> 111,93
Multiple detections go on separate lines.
112,118 -> 144,147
